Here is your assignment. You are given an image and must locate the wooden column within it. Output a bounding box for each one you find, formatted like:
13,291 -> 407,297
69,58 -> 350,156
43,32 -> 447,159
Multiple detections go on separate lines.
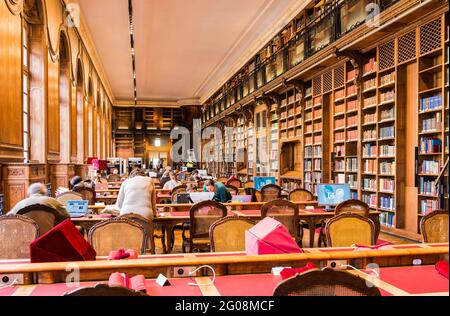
48,164 -> 75,196
1,163 -> 47,213
75,164 -> 89,179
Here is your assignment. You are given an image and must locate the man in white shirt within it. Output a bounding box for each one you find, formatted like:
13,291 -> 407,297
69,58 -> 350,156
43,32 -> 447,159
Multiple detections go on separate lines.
115,168 -> 156,220
163,172 -> 182,191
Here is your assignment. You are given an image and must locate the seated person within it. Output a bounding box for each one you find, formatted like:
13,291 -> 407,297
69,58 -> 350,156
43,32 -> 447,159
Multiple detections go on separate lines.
115,168 -> 155,220
186,181 -> 198,193
189,170 -> 202,182
9,183 -> 69,219
159,166 -> 172,187
70,176 -> 93,190
163,172 -> 182,190
203,179 -> 232,203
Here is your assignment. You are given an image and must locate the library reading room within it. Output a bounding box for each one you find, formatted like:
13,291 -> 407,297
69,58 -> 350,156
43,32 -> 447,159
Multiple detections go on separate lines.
0,0 -> 449,300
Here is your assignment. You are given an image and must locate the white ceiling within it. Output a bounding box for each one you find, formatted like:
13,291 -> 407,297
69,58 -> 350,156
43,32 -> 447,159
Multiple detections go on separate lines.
78,0 -> 307,104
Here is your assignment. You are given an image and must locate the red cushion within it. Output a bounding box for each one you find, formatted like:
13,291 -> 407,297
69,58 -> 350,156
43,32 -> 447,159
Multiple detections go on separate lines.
280,262 -> 318,280
435,261 -> 449,279
30,219 -> 96,263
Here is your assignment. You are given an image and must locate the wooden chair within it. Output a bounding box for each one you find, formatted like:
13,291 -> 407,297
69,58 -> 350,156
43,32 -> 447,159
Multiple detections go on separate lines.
261,184 -> 282,202
118,213 -> 165,254
420,210 -> 449,243
0,215 -> 39,259
289,189 -> 316,248
171,185 -> 187,203
225,185 -> 239,196
289,189 -> 314,202
244,181 -> 254,189
107,174 -> 121,182
217,177 -> 228,184
227,178 -> 242,188
88,218 -> 147,256
56,191 -> 83,206
182,201 -> 227,253
325,213 -> 376,247
64,284 -> 148,296
73,187 -> 96,205
273,268 -> 381,296
209,217 -> 256,252
335,199 -> 370,217
16,204 -> 68,236
261,199 -> 300,245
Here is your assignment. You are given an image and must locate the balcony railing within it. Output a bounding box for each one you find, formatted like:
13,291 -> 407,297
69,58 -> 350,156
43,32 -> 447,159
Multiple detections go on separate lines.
202,0 -> 400,124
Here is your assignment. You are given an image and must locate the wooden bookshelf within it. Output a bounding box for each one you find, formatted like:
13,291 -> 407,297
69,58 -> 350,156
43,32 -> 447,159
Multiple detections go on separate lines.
269,102 -> 279,178
279,86 -> 304,191
331,61 -> 359,199
416,15 -> 449,227
303,76 -> 330,196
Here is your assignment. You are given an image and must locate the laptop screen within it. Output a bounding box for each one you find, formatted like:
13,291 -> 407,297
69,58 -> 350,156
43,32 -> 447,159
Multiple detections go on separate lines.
189,192 -> 215,204
66,200 -> 89,218
232,195 -> 252,203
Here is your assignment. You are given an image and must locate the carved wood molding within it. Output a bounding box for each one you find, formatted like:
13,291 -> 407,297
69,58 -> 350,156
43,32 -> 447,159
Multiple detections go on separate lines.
4,0 -> 23,15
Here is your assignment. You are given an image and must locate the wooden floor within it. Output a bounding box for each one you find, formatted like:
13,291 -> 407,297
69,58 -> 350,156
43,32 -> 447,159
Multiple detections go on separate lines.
152,229 -> 414,254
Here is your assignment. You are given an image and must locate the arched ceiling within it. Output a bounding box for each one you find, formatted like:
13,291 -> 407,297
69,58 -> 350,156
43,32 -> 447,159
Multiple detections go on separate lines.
78,0 -> 308,105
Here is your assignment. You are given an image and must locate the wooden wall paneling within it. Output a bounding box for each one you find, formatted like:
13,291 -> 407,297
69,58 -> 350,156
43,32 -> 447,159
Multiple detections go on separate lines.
59,32 -> 71,164
47,55 -> 60,161
49,163 -> 74,196
29,24 -> 47,163
1,163 -> 47,213
0,3 -> 24,161
44,0 -> 63,60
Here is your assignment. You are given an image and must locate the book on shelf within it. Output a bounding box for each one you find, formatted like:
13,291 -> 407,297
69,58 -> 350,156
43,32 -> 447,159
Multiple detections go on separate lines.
363,144 -> 377,157
420,95 -> 442,112
362,178 -> 377,191
420,160 -> 441,174
421,113 -> 442,132
379,178 -> 395,192
420,137 -> 442,153
363,57 -> 377,75
379,212 -> 395,228
379,126 -> 395,139
420,199 -> 440,215
380,90 -> 395,103
419,178 -> 437,196
363,159 -> 377,173
379,195 -> 395,211
379,161 -> 395,175
362,193 -> 377,207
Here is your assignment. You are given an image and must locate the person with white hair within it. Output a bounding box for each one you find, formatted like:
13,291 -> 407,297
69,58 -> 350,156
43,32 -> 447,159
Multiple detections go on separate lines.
8,183 -> 69,218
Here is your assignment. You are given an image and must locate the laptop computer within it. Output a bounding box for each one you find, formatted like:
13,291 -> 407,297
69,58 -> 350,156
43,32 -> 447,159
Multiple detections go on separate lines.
189,192 -> 215,204
176,193 -> 192,204
66,200 -> 89,218
231,195 -> 253,203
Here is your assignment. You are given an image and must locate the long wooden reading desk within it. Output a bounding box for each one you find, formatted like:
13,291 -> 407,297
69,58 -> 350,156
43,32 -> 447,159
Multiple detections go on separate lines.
0,244 -> 447,296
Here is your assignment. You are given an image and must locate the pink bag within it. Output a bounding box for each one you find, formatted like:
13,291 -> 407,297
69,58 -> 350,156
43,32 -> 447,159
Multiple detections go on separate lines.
245,217 -> 302,255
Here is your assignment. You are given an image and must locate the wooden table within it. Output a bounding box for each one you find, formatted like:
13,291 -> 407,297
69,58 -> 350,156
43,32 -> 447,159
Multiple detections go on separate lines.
72,205 -> 379,253
0,245 -> 447,294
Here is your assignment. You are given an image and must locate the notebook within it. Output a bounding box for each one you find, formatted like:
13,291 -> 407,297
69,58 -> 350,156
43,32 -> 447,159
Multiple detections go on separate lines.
66,200 -> 89,218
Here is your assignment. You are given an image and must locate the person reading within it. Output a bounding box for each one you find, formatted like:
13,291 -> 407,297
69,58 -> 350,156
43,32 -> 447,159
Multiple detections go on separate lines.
203,179 -> 232,203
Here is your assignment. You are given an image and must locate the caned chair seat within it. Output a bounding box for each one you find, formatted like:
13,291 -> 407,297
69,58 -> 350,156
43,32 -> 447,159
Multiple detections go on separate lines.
227,179 -> 242,188
118,213 -> 163,254
88,218 -> 147,256
0,215 -> 39,259
420,210 -> 449,243
73,187 -> 96,205
225,185 -> 239,196
273,268 -> 381,296
289,189 -> 317,248
182,201 -> 227,253
261,184 -> 282,202
56,191 -> 83,206
209,217 -> 256,252
16,204 -> 67,236
261,199 -> 300,245
335,199 -> 370,217
325,213 -> 376,247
